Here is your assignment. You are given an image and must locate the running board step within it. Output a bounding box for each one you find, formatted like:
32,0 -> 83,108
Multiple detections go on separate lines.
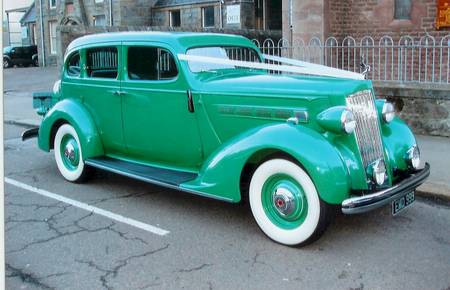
85,157 -> 197,186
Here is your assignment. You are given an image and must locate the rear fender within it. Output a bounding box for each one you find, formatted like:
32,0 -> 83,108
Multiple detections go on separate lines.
38,99 -> 104,159
181,123 -> 350,204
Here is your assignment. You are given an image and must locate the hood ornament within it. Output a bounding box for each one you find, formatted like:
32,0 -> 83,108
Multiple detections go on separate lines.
360,54 -> 371,79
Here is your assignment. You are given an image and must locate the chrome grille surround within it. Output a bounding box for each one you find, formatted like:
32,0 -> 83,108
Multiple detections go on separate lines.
346,90 -> 385,172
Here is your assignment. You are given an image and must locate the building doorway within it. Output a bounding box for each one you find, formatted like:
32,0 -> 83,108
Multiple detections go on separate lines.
255,0 -> 282,30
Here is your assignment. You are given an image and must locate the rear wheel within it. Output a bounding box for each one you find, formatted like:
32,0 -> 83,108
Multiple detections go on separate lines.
33,58 -> 39,67
3,58 -> 11,68
54,124 -> 90,182
249,158 -> 331,246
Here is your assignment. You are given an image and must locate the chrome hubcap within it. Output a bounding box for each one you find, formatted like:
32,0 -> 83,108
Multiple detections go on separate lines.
64,142 -> 76,164
272,187 -> 300,217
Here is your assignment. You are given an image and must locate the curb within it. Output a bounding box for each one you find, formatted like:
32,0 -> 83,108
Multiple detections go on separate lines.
417,182 -> 450,202
5,118 -> 41,127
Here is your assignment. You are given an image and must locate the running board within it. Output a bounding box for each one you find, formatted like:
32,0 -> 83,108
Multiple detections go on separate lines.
85,156 -> 197,187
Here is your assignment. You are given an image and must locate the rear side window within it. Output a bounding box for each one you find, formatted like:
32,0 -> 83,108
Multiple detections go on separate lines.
86,47 -> 118,79
66,52 -> 81,77
127,46 -> 178,81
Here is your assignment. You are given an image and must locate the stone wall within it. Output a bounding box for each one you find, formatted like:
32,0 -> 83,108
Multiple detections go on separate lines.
374,82 -> 450,137
57,24 -> 282,66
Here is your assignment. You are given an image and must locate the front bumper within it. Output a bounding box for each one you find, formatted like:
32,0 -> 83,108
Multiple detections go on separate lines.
341,163 -> 430,214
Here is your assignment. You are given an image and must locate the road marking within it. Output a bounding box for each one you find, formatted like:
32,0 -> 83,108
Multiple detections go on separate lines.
5,177 -> 170,236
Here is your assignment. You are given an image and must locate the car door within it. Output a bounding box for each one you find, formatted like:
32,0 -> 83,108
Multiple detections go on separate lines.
78,43 -> 126,155
121,43 -> 203,171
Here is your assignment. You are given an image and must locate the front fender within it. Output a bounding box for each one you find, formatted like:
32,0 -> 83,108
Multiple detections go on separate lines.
381,117 -> 417,175
38,99 -> 104,159
181,123 -> 350,204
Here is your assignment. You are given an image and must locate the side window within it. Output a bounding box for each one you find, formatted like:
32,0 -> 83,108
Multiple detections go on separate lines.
86,47 -> 118,79
159,49 -> 178,79
66,52 -> 81,77
127,46 -> 178,81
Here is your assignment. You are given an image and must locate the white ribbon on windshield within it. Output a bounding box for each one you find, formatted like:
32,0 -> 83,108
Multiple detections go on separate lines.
177,53 -> 365,80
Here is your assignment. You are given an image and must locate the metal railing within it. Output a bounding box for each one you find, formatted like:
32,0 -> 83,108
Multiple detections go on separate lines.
252,35 -> 450,84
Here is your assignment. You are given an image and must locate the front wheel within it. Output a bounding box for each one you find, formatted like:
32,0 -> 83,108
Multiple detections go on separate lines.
54,124 -> 90,182
249,158 -> 331,246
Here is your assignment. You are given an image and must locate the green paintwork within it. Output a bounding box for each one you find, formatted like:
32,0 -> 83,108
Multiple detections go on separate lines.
37,32 -> 420,205
261,174 -> 308,229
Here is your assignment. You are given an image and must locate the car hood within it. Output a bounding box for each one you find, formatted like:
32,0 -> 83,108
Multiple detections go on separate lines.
193,71 -> 373,101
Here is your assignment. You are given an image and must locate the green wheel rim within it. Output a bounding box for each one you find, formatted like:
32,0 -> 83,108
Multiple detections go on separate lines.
60,134 -> 80,171
261,174 -> 308,230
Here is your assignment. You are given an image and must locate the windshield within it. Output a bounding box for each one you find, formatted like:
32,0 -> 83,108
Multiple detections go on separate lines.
3,47 -> 12,54
186,46 -> 261,72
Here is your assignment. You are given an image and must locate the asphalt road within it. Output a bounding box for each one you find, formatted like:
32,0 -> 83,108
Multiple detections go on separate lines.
4,123 -> 450,290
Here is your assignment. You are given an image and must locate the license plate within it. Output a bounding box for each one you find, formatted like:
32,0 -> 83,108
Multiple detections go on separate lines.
392,191 -> 415,215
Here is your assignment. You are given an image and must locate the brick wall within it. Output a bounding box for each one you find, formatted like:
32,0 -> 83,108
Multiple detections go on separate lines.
328,0 -> 449,40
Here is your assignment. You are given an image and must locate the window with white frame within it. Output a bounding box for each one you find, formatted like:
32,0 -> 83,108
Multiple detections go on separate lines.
49,21 -> 57,55
49,0 -> 57,9
93,15 -> 106,26
202,6 -> 215,28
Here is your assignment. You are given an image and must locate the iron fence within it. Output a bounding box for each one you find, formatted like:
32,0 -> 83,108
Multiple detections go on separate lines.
252,35 -> 450,84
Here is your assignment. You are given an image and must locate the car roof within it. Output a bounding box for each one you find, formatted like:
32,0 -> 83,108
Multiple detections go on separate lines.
66,31 -> 257,53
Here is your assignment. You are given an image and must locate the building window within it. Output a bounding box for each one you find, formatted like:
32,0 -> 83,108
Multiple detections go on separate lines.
49,0 -> 57,9
87,47 -> 118,79
93,15 -> 106,26
394,0 -> 412,20
95,0 -> 104,3
169,10 -> 181,27
202,6 -> 215,28
49,21 -> 57,55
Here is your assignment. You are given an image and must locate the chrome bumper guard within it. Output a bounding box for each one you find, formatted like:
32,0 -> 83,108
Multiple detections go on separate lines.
341,163 -> 430,214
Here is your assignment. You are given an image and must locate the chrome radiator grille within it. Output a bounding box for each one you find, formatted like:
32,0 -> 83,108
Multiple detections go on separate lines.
346,90 -> 385,169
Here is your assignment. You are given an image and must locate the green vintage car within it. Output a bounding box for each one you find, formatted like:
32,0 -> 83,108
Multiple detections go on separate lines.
27,32 -> 430,246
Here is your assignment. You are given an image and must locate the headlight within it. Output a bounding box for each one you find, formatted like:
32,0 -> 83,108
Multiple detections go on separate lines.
368,159 -> 386,186
317,106 -> 356,135
406,145 -> 420,170
341,110 -> 356,134
382,102 -> 395,123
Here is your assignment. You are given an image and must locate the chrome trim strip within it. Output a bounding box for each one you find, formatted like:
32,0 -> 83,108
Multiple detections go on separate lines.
85,159 -> 234,203
341,163 -> 430,214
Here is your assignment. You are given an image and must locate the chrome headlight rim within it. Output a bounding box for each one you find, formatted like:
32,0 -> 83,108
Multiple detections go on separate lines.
406,145 -> 420,170
382,102 -> 395,123
341,109 -> 356,134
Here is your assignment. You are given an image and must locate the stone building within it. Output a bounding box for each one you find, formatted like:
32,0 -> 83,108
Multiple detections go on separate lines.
35,0 -> 283,66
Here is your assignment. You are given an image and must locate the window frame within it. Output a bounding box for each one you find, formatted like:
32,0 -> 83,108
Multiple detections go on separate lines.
93,14 -> 106,26
202,6 -> 215,28
49,21 -> 57,55
85,45 -> 120,80
125,44 -> 179,83
169,10 -> 181,27
49,0 -> 57,9
65,51 -> 82,78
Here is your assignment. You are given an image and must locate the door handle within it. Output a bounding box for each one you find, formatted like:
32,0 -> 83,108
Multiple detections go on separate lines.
187,90 -> 194,113
113,90 -> 126,96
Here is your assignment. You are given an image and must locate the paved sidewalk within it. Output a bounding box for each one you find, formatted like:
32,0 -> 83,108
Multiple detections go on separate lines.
3,66 -> 449,201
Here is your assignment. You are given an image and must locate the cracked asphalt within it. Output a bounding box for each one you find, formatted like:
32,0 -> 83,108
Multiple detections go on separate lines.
4,123 -> 450,290
3,67 -> 450,289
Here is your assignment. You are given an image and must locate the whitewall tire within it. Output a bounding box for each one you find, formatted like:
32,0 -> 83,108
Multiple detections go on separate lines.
249,158 -> 330,246
54,124 -> 88,182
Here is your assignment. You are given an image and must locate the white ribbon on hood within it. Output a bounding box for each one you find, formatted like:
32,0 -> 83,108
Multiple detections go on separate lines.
177,53 -> 365,80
